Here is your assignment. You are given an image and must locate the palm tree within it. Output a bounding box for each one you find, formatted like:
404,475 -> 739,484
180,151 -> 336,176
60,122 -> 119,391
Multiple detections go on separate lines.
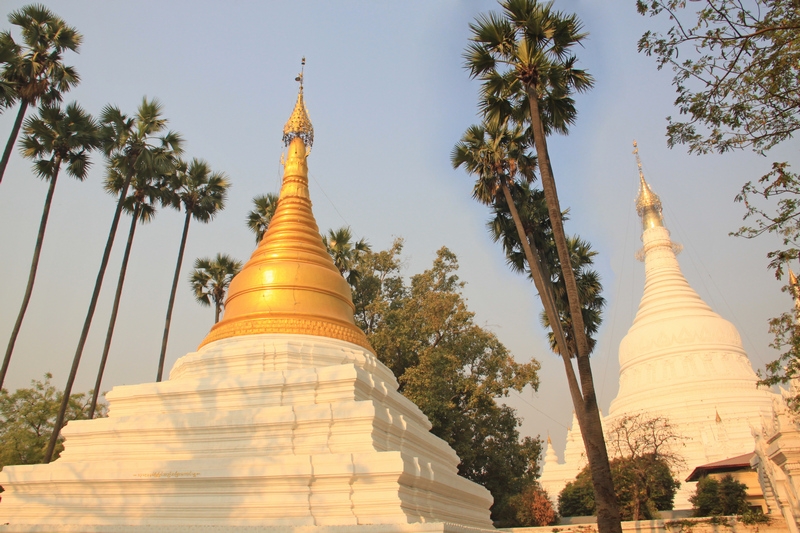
87,166 -> 164,418
0,5 -> 82,185
156,158 -> 230,382
190,254 -> 243,324
0,33 -> 19,111
489,187 -> 604,354
464,2 -> 619,530
539,236 -> 604,355
0,102 -> 99,391
452,121 -> 571,360
466,0 -> 595,359
246,192 -> 279,244
44,98 -> 182,462
322,226 -> 371,286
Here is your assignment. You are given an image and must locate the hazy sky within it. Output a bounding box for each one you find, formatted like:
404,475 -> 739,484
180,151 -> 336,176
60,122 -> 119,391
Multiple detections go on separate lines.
0,1 -> 794,457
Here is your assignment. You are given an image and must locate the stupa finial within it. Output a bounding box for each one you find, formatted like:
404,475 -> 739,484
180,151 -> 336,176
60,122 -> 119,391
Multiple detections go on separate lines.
789,268 -> 800,315
282,57 -> 314,149
633,140 -> 664,230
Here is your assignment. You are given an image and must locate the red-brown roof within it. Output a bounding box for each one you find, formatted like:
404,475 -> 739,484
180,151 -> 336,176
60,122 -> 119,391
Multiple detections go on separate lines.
685,453 -> 755,482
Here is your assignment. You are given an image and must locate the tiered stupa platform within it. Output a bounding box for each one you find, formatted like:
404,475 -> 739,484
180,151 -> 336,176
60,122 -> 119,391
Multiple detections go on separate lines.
0,334 -> 492,531
0,74 -> 495,532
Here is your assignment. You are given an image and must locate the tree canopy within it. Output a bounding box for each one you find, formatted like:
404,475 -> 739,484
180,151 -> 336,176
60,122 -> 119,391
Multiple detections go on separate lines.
558,455 -> 679,521
637,0 -> 800,155
348,241 -> 542,525
690,474 -> 749,517
190,253 -> 243,324
0,373 -> 104,469
246,193 -> 278,244
508,483 -> 559,526
0,4 -> 82,184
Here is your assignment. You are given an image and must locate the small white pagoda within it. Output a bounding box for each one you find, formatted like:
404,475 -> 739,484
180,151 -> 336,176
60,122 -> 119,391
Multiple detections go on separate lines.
540,143 -> 776,510
0,75 -> 495,533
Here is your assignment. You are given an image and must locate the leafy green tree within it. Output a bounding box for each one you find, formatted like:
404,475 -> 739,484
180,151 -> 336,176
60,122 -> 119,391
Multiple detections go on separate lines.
88,166 -> 166,418
0,4 -> 81,185
462,2 -> 619,530
558,455 -> 679,520
350,243 -> 542,523
637,0 -> 800,155
190,254 -> 243,323
731,167 -> 800,401
0,102 -> 99,391
246,192 -> 278,244
690,475 -> 749,517
45,98 -> 182,463
559,469 -> 597,518
350,237 -> 405,337
0,373 -> 105,468
322,226 -> 371,286
157,158 -> 230,381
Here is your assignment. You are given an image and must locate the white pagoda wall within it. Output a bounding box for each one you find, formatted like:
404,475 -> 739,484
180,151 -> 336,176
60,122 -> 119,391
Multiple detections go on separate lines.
540,225 -> 776,511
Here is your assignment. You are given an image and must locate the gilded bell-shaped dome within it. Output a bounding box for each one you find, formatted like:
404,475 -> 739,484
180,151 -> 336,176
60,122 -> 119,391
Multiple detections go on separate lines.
198,83 -> 370,351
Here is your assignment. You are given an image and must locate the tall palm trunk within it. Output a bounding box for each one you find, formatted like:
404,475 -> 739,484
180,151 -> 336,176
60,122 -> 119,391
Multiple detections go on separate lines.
525,89 -> 590,359
0,154 -> 61,389
0,101 -> 29,186
88,204 -> 140,418
157,209 -> 191,382
525,88 -> 622,533
214,297 -> 221,324
44,169 -> 134,463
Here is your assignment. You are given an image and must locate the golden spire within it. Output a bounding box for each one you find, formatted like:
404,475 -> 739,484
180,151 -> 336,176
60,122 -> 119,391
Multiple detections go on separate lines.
633,140 -> 664,230
198,66 -> 370,351
282,57 -> 314,149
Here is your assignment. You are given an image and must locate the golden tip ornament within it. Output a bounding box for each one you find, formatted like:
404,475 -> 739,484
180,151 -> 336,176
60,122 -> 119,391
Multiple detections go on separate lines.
633,140 -> 664,230
282,57 -> 314,149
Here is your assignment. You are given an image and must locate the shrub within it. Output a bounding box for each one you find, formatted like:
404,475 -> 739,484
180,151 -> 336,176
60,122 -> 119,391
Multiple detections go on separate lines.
690,475 -> 749,517
510,483 -> 559,526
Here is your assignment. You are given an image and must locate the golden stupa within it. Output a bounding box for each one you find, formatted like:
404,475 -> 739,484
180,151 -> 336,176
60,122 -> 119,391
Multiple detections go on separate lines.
199,71 -> 370,351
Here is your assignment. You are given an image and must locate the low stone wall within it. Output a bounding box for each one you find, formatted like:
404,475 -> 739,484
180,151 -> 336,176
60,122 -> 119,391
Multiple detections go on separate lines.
504,516 -> 790,533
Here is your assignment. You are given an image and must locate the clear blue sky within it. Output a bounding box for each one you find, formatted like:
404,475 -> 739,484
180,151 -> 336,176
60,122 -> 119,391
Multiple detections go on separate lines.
0,1 -> 793,456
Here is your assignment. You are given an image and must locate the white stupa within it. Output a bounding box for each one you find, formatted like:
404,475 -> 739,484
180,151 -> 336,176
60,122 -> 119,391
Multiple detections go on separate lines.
0,76 -> 495,532
540,143 -> 776,510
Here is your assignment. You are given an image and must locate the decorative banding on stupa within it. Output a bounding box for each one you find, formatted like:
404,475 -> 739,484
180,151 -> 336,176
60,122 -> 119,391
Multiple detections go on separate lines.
199,316 -> 371,351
